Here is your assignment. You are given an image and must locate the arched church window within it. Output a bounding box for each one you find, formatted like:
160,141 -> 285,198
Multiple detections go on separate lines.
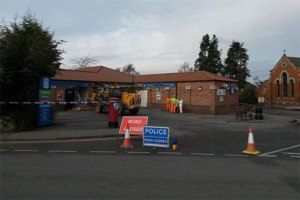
290,79 -> 294,97
282,72 -> 288,97
276,80 -> 280,97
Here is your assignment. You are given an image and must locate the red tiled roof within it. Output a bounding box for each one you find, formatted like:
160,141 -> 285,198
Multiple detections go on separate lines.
288,56 -> 300,69
77,66 -> 102,73
53,66 -> 133,83
53,66 -> 237,84
134,71 -> 238,83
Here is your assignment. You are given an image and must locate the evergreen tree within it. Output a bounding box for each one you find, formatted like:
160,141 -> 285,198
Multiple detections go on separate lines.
0,12 -> 64,131
239,83 -> 258,104
194,34 -> 223,74
194,34 -> 210,71
222,41 -> 250,89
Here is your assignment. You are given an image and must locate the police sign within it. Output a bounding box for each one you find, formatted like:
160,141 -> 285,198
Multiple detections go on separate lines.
143,126 -> 169,148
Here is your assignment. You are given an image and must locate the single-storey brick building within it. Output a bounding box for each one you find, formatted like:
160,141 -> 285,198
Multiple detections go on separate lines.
52,66 -> 133,106
52,66 -> 238,114
134,71 -> 238,114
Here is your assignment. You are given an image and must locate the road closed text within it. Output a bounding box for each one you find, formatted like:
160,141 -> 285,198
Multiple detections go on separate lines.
144,138 -> 168,144
119,116 -> 148,135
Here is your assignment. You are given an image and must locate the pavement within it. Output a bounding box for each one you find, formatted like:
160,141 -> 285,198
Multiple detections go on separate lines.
0,107 -> 299,142
0,128 -> 119,141
0,110 -> 120,141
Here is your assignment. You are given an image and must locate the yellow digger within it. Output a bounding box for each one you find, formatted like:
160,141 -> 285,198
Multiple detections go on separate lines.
90,86 -> 141,115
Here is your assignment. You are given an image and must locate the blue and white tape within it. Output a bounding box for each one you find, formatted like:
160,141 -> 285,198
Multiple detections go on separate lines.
0,101 -> 91,105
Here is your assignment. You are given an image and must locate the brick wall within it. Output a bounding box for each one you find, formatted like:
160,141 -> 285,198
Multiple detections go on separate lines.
267,56 -> 300,106
146,81 -> 238,114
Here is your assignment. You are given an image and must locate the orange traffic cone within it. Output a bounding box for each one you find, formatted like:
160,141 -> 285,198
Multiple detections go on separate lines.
243,128 -> 260,155
120,124 -> 133,149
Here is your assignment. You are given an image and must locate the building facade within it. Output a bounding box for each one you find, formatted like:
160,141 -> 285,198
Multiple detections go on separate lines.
257,54 -> 300,107
52,66 -> 238,114
134,71 -> 238,115
51,66 -> 134,110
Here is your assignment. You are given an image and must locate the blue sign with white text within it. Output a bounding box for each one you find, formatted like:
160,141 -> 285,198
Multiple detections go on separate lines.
40,77 -> 51,90
38,104 -> 52,126
143,126 -> 169,148
39,77 -> 52,126
142,83 -> 176,88
229,86 -> 235,94
51,80 -> 92,87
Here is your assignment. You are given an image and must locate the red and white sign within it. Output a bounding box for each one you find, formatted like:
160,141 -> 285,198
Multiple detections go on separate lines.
119,116 -> 148,135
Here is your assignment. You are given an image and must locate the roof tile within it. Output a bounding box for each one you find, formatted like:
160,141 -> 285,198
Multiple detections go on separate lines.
287,56 -> 300,69
53,66 -> 237,83
53,66 -> 133,83
134,71 -> 237,83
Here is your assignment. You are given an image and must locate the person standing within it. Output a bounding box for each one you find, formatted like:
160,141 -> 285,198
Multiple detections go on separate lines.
165,97 -> 171,111
175,97 -> 179,113
178,98 -> 183,114
171,96 -> 177,113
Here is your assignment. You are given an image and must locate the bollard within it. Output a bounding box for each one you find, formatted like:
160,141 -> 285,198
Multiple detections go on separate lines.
172,138 -> 178,151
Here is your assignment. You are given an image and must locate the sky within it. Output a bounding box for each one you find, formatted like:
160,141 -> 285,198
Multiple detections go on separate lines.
1,0 -> 300,81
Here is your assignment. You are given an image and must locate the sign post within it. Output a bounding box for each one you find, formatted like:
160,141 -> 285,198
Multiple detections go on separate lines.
38,77 -> 52,126
143,126 -> 169,148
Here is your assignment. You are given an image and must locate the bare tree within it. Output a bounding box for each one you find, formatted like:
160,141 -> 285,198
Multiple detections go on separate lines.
71,55 -> 98,69
253,76 -> 264,87
119,64 -> 140,75
178,62 -> 193,72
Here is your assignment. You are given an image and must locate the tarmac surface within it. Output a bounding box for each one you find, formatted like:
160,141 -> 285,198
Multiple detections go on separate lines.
0,107 -> 299,142
0,108 -> 300,200
1,107 -> 299,200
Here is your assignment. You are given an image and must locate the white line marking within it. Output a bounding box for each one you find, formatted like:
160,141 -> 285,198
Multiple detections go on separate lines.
190,153 -> 215,156
89,151 -> 117,154
14,149 -> 39,152
158,152 -> 182,155
0,137 -> 118,144
225,154 -> 248,157
0,149 -> 7,152
282,152 -> 300,155
260,144 -> 300,156
127,151 -> 150,154
290,156 -> 300,159
258,155 -> 277,158
48,150 -> 77,153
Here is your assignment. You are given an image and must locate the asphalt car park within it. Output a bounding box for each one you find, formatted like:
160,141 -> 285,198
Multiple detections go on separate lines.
1,107 -> 299,199
1,107 -> 299,159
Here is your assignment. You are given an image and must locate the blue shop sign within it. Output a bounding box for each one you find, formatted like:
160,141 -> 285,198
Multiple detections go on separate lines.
52,80 -> 92,87
143,83 -> 176,88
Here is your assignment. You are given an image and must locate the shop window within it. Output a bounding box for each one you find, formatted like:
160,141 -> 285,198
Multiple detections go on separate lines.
282,72 -> 288,97
290,79 -> 294,97
276,80 -> 280,97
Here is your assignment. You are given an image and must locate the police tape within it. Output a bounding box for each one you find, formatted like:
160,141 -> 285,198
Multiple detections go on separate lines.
0,101 -> 91,105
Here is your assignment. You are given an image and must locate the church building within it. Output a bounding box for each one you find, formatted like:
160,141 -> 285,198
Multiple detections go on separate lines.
257,54 -> 300,107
